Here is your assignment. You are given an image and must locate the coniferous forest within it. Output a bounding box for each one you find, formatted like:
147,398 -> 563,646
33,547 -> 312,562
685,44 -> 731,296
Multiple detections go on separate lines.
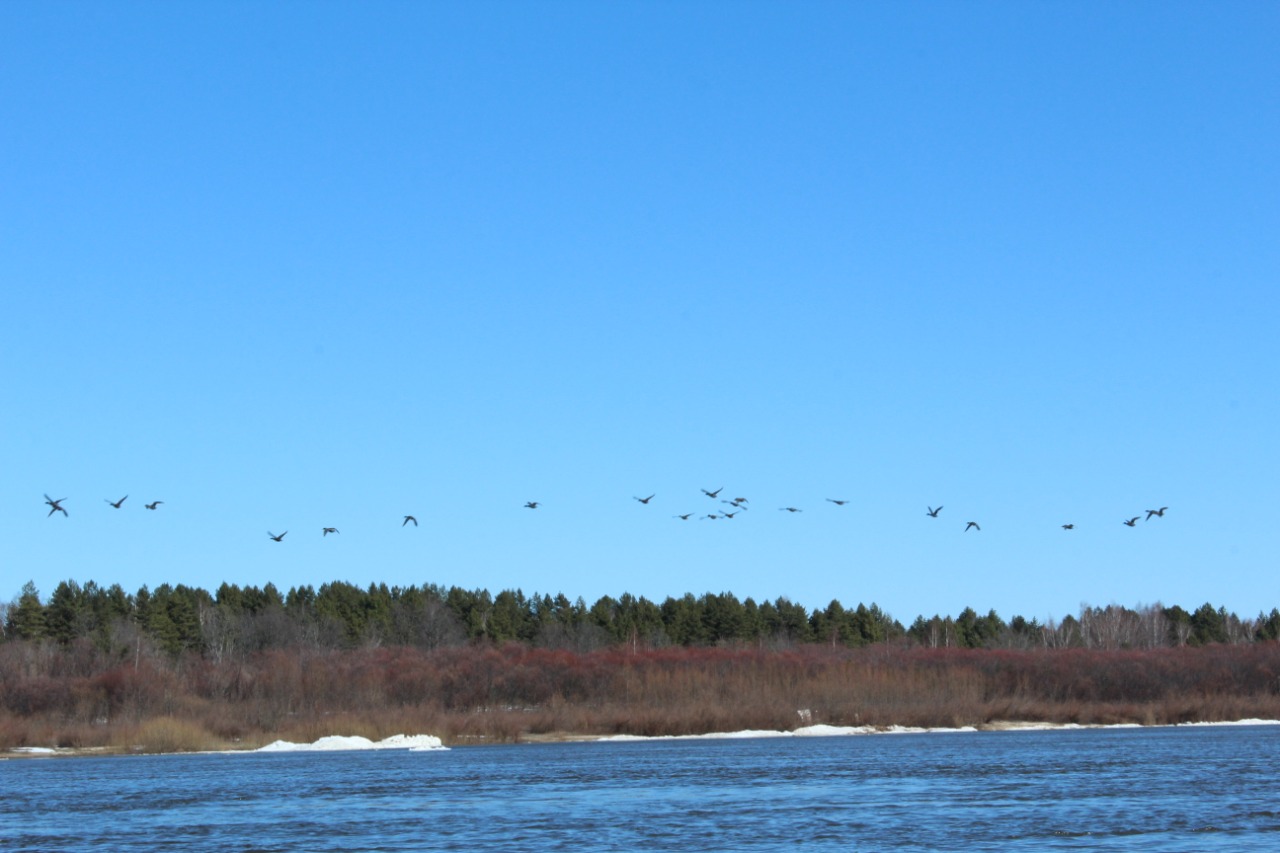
4,579 -> 1280,754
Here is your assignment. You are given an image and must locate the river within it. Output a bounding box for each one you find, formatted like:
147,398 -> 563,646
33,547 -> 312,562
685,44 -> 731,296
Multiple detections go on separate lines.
4,723 -> 1279,851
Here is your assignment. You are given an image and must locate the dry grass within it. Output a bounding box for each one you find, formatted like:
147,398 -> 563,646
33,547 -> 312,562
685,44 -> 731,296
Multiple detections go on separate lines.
111,716 -> 227,754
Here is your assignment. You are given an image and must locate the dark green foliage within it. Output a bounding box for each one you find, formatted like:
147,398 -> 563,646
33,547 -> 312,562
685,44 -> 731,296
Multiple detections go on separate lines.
1190,603 -> 1229,646
1164,605 -> 1193,646
3,580 -> 1274,664
955,607 -> 1006,648
144,584 -> 209,656
1255,609 -> 1280,642
660,594 -> 706,645
6,582 -> 47,641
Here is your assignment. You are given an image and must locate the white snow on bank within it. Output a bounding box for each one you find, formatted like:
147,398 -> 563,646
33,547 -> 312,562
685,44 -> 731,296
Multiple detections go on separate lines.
598,724 -> 976,742
1176,718 -> 1280,727
256,734 -> 447,752
596,719 -> 1280,742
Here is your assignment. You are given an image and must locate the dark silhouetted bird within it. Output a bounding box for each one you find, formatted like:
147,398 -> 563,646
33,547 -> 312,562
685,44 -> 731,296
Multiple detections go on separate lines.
702,487 -> 723,499
403,515 -> 418,526
965,521 -> 980,532
1146,507 -> 1168,521
927,506 -> 943,518
635,494 -> 655,504
722,511 -> 740,519
1123,517 -> 1139,527
106,495 -> 127,509
1062,524 -> 1074,530
45,495 -> 68,517
145,501 -> 163,510
323,527 -> 339,536
524,501 -> 539,509
827,499 -> 849,506
779,507 -> 803,513
702,513 -> 719,520
674,513 -> 693,520
268,531 -> 287,542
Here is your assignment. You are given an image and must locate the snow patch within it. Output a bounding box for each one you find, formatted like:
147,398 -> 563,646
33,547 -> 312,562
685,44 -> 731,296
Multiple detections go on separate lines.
256,734 -> 447,752
596,719 -> 1280,743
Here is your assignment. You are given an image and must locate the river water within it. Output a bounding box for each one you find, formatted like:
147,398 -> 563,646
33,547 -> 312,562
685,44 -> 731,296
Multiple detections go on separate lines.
4,724 -> 1279,851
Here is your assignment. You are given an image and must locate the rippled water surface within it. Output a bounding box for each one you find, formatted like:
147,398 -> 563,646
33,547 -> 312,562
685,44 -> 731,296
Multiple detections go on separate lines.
4,725 -> 1280,851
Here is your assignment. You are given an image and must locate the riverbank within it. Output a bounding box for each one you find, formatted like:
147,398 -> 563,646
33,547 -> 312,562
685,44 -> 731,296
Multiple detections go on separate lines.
8,717 -> 1280,760
7,642 -> 1280,756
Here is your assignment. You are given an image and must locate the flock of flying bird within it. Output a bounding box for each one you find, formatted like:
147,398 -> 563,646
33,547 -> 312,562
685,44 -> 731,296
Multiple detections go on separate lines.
40,492 -> 1170,538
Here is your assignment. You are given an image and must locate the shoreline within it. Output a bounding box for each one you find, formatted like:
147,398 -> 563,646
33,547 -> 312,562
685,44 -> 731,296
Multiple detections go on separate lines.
7,718 -> 1279,760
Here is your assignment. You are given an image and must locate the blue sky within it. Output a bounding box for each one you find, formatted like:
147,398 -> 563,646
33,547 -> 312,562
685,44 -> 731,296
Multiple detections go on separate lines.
4,1 -> 1277,626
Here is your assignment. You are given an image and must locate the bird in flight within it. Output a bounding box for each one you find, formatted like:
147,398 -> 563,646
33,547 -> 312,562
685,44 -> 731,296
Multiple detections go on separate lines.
403,515 -> 418,526
779,507 -> 803,513
1123,517 -> 1139,527
722,511 -> 740,519
674,513 -> 693,520
721,499 -> 748,510
268,531 -> 287,542
105,495 -> 128,509
323,527 -> 339,536
702,513 -> 719,520
145,501 -> 163,510
45,495 -> 68,517
635,494 -> 655,504
1062,524 -> 1075,530
826,499 -> 849,506
927,506 -> 943,518
524,501 -> 539,509
1145,507 -> 1168,521
702,487 -> 723,499
965,521 -> 980,532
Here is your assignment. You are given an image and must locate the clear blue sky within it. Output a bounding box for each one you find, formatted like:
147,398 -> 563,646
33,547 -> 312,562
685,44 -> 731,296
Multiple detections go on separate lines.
4,1 -> 1277,626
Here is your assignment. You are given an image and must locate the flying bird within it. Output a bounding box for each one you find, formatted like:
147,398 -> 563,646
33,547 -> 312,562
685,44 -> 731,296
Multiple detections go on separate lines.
927,506 -> 943,518
779,507 -> 803,513
403,515 -> 418,526
635,494 -> 655,504
268,531 -> 287,542
44,495 -> 68,517
702,487 -> 723,499
524,502 -> 539,509
721,499 -> 748,509
702,513 -> 719,520
1123,517 -> 1139,527
105,495 -> 128,509
674,513 -> 693,520
323,527 -> 339,536
965,522 -> 980,532
1062,524 -> 1075,530
145,501 -> 163,510
1146,507 -> 1168,521
826,499 -> 849,506
722,511 -> 740,519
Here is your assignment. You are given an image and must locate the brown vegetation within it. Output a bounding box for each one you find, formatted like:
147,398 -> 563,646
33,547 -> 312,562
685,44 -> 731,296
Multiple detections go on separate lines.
3,640 -> 1280,754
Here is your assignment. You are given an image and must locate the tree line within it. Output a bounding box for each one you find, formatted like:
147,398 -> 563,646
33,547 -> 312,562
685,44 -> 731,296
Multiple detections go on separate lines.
5,579 -> 1278,660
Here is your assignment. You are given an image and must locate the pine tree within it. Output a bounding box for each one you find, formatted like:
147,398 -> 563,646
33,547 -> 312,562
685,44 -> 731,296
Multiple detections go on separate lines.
7,581 -> 46,640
